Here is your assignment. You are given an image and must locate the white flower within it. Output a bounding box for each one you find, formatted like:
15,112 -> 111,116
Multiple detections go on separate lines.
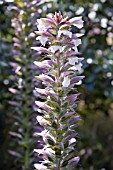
72,39 -> 81,52
68,57 -> 78,65
34,163 -> 47,170
69,138 -> 76,145
69,17 -> 84,29
37,19 -> 51,31
72,39 -> 82,46
58,24 -> 72,38
73,19 -> 84,29
37,24 -> 46,32
49,45 -> 64,53
69,63 -> 82,71
75,33 -> 84,37
62,76 -> 70,87
34,146 -> 55,159
37,129 -> 56,144
43,146 -> 55,157
34,149 -> 42,154
36,36 -> 48,46
72,46 -> 78,52
36,116 -> 50,126
58,29 -> 72,38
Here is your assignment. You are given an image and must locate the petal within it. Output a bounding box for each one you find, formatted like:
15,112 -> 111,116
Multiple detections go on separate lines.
35,74 -> 54,83
68,57 -> 78,65
34,163 -> 47,170
73,20 -> 84,29
62,51 -> 79,59
36,116 -> 50,126
69,16 -> 84,29
36,36 -> 48,46
34,60 -> 55,69
60,71 -> 72,77
72,46 -> 78,52
58,30 -> 72,38
62,112 -> 75,118
68,63 -> 82,71
69,138 -> 76,145
68,156 -> 80,166
69,16 -> 82,23
72,39 -> 82,46
65,133 -> 77,141
70,76 -> 85,84
35,88 -> 56,99
66,94 -> 80,104
35,101 -> 51,110
68,115 -> 80,124
62,76 -> 70,87
34,61 -> 50,69
31,47 -> 48,53
72,33 -> 84,38
49,45 -> 63,53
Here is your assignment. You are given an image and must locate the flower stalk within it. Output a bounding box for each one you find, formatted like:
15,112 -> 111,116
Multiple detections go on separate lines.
32,11 -> 84,170
9,1 -> 53,169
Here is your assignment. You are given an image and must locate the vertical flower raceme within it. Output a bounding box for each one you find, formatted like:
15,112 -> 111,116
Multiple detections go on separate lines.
8,1 -> 53,169
32,12 -> 84,170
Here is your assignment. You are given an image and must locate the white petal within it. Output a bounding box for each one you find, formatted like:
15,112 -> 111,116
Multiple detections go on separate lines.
37,19 -> 51,30
37,24 -> 46,31
36,36 -> 48,46
34,163 -> 47,170
37,19 -> 51,32
62,76 -> 70,87
68,57 -> 78,65
72,46 -> 78,52
73,20 -> 84,29
36,116 -> 49,126
76,63 -> 83,71
69,16 -> 82,23
37,129 -> 56,144
69,63 -> 82,71
49,45 -> 63,52
76,33 -> 84,37
34,149 -> 42,154
69,138 -> 76,145
58,30 -> 72,38
72,39 -> 82,46
44,147 -> 55,156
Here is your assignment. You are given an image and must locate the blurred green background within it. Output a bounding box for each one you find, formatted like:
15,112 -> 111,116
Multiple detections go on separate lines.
0,0 -> 113,169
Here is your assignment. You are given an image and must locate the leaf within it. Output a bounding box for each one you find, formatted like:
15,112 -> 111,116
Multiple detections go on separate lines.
47,138 -> 55,146
61,160 -> 68,167
63,151 -> 76,162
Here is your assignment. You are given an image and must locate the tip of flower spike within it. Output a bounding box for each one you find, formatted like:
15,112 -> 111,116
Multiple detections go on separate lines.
54,11 -> 63,23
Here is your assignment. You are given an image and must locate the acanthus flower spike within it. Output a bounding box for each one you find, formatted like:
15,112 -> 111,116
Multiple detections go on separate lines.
32,11 -> 84,169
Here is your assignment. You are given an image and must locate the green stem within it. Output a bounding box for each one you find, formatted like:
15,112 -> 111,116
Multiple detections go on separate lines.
56,56 -> 60,87
56,56 -> 61,170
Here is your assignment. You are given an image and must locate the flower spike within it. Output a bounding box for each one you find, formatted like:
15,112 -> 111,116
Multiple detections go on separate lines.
32,11 -> 84,169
